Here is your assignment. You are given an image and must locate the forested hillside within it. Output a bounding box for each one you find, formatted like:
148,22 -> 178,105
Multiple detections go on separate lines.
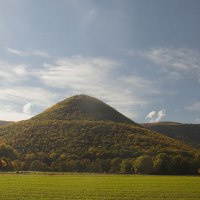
0,95 -> 199,174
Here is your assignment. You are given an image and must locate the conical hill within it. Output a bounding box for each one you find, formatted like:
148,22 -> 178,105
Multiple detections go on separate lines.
32,94 -> 137,125
0,94 -> 198,174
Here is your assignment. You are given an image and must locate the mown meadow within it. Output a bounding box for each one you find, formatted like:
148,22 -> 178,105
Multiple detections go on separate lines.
0,173 -> 199,200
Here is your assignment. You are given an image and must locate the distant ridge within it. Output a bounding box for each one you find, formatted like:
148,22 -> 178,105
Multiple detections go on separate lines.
0,120 -> 12,126
142,122 -> 200,148
32,94 -> 138,125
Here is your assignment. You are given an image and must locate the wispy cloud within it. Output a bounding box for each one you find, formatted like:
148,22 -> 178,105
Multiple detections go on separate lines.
0,87 -> 57,108
0,60 -> 28,83
142,47 -> 200,72
130,47 -> 200,82
34,55 -> 160,119
6,47 -> 28,56
122,75 -> 160,95
36,56 -> 118,89
6,47 -> 51,58
0,55 -> 161,121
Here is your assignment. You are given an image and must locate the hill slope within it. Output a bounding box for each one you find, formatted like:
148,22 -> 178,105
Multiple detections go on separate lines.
0,120 -> 195,158
142,122 -> 200,148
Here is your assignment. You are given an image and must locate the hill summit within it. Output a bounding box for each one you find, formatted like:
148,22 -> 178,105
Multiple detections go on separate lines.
32,94 -> 137,125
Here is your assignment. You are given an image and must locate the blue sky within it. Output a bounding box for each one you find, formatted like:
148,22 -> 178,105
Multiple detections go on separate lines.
0,0 -> 200,123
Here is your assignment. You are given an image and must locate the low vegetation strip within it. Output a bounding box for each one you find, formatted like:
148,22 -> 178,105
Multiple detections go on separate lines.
0,174 -> 199,200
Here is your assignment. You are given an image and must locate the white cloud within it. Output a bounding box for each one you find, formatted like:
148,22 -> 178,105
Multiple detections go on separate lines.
185,102 -> 200,112
155,109 -> 166,122
0,58 -> 57,121
0,104 -> 32,121
23,103 -> 34,114
146,111 -> 156,119
0,87 -> 58,121
146,109 -> 166,122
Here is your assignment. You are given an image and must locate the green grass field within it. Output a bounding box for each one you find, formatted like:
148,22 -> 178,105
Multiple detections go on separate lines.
0,174 -> 199,200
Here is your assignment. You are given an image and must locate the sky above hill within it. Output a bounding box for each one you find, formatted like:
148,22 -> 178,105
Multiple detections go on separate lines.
0,0 -> 200,123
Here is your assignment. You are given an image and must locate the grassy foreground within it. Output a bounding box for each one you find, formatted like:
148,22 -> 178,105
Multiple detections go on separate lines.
0,174 -> 199,200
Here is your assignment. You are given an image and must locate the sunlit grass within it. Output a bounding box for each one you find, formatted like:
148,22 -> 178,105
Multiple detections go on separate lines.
0,173 -> 199,199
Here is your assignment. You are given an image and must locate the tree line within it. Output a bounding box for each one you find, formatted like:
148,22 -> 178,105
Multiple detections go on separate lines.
0,143 -> 199,175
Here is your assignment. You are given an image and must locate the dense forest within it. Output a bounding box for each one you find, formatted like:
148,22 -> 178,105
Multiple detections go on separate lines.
0,95 -> 199,174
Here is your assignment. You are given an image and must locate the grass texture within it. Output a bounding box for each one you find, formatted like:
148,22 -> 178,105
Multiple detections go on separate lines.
0,174 -> 199,200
